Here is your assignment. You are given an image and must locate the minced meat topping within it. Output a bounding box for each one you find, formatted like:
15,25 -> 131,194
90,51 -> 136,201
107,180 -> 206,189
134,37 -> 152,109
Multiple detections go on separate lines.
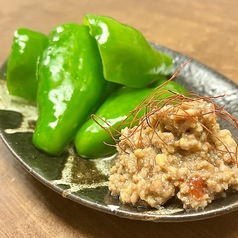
108,99 -> 238,209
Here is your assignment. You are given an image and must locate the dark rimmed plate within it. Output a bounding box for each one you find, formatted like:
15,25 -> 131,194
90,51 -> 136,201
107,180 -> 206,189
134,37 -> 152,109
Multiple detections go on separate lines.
1,44 -> 238,222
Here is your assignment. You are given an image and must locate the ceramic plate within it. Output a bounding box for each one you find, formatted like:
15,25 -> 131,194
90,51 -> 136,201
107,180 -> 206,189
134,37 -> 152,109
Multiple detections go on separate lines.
1,44 -> 238,222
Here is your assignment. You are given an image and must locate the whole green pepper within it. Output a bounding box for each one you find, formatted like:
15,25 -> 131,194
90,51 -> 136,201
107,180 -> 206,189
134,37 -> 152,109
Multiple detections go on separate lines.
32,23 -> 107,156
84,14 -> 173,88
75,80 -> 186,158
7,28 -> 47,101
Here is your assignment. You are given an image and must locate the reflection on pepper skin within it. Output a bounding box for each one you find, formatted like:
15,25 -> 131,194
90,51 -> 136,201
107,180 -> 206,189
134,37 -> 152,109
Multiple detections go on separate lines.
14,32 -> 29,53
32,23 -> 107,156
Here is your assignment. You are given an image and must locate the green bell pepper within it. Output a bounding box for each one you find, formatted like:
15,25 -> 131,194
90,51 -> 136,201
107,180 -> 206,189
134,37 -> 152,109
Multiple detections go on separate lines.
7,28 -> 47,101
75,80 -> 186,158
32,23 -> 108,156
84,14 -> 173,88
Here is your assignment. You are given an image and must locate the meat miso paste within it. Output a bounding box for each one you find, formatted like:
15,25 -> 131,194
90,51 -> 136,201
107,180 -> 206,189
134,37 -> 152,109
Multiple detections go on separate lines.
108,99 -> 238,209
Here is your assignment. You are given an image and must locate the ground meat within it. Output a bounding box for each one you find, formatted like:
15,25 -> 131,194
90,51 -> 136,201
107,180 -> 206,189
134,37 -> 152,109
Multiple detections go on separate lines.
108,99 -> 238,209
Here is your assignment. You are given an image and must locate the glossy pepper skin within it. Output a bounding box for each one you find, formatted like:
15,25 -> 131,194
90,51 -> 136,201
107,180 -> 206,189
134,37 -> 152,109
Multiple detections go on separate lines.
75,81 -> 186,158
32,23 -> 107,156
84,14 -> 173,88
7,28 -> 47,101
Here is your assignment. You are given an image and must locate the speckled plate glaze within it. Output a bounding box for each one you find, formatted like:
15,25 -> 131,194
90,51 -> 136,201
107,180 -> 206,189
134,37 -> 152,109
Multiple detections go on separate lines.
1,44 -> 238,222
